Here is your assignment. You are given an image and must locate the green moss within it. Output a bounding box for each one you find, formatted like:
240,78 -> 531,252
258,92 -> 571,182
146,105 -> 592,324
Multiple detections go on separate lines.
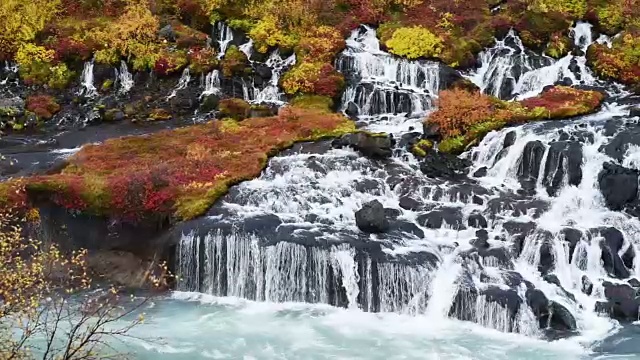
101,79 -> 114,91
438,136 -> 465,154
220,45 -> 249,77
411,139 -> 433,157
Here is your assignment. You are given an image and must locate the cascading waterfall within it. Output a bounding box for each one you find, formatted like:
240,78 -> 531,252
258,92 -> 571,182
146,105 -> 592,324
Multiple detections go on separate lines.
469,22 -> 597,99
241,50 -> 296,104
174,23 -> 639,343
167,68 -> 191,99
336,25 -> 441,120
201,70 -> 221,96
215,22 -> 234,59
79,60 -> 97,97
116,60 -> 134,94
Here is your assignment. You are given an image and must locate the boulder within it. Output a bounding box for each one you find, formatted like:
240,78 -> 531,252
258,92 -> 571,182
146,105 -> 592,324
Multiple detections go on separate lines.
503,131 -> 517,148
0,97 -> 25,118
158,24 -> 177,42
596,281 -> 640,321
517,140 -> 546,191
542,141 -> 583,196
345,102 -> 359,117
333,133 -> 394,158
417,207 -> 465,229
419,150 -> 471,179
592,227 -> 633,279
200,93 -> 220,112
548,301 -> 577,331
473,167 -> 488,177
468,212 -> 488,228
598,162 -> 638,211
581,275 -> 593,296
560,228 -> 583,260
631,106 -> 640,118
398,196 -> 423,211
355,200 -> 390,233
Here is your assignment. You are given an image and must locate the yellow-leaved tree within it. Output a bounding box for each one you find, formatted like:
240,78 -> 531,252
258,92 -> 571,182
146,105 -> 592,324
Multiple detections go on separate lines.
0,208 -> 168,359
0,0 -> 61,59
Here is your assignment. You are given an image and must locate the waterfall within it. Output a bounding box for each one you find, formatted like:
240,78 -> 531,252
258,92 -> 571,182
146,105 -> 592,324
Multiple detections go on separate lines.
167,68 -> 191,99
239,39 -> 253,59
336,25 -> 441,119
79,60 -> 97,97
215,22 -> 234,59
243,51 -> 296,105
469,23 -> 597,99
201,70 -> 221,97
116,60 -> 134,94
174,22 -> 638,340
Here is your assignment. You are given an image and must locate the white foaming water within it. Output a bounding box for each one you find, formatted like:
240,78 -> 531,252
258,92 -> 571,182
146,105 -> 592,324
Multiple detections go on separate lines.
165,23 -> 640,360
201,70 -> 221,96
243,50 -> 296,104
336,25 -> 441,119
239,39 -> 254,59
215,22 -> 234,59
469,23 -> 597,99
116,60 -> 134,94
167,68 -> 191,99
78,60 -> 97,97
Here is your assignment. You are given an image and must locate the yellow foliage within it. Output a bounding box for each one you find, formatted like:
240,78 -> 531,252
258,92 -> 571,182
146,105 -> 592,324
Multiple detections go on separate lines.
385,26 -> 443,60
0,0 -> 61,58
249,15 -> 299,53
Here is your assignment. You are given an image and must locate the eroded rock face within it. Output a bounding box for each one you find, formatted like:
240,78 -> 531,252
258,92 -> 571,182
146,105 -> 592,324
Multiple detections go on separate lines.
596,281 -> 640,322
419,150 -> 471,179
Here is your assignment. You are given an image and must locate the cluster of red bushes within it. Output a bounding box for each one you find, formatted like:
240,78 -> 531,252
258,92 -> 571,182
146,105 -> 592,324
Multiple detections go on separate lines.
12,106 -> 354,222
26,95 -> 61,120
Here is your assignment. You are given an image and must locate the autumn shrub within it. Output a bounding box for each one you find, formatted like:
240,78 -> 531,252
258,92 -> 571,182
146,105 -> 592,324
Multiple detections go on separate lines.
587,32 -> 640,89
221,45 -> 249,77
218,98 -> 251,120
546,32 -> 572,58
0,0 -> 61,60
384,26 -> 444,60
15,43 -> 74,88
26,95 -> 61,120
153,50 -> 189,76
188,46 -> 218,74
291,95 -> 334,113
172,21 -> 210,49
281,62 -> 345,97
296,26 -> 346,62
16,107 -> 355,221
249,15 -> 299,54
427,86 -> 604,153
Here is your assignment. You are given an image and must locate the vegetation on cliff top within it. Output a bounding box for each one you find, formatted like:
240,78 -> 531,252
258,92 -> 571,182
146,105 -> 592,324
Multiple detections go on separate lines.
4,106 -> 355,222
426,86 -> 604,154
1,0 -> 640,91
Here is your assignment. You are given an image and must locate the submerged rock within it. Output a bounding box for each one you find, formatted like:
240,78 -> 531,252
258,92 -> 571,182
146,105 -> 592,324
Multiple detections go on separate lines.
598,162 -> 639,211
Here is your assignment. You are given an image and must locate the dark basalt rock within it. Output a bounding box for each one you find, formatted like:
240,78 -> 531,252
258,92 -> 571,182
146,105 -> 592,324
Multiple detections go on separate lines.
592,227 -> 633,279
419,150 -> 471,179
542,141 -> 583,196
345,101 -> 359,117
200,93 -> 220,112
600,127 -> 640,162
560,228 -> 583,260
473,167 -> 488,177
468,212 -> 488,228
517,140 -> 546,191
333,133 -> 395,159
598,162 -> 639,211
355,200 -> 390,233
596,281 -> 640,321
628,278 -> 640,288
548,301 -> 577,331
503,131 -> 517,148
422,123 -> 440,142
398,196 -> 423,211
417,207 -> 465,229
631,106 -> 640,118
581,275 -> 593,296
158,24 -> 177,42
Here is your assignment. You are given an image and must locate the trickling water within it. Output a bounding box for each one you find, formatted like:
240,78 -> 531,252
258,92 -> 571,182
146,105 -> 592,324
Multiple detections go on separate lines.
79,60 -> 97,97
116,60 -> 134,94
239,39 -> 254,59
167,68 -> 191,99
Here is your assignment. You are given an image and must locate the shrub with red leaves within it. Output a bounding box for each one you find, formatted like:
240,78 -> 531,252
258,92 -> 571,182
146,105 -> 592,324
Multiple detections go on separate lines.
26,95 -> 61,120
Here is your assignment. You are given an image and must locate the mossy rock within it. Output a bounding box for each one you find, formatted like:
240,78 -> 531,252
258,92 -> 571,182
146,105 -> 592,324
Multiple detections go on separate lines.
148,108 -> 172,121
101,79 -> 114,91
411,139 -> 434,157
218,98 -> 251,120
200,94 -> 220,113
103,108 -> 125,122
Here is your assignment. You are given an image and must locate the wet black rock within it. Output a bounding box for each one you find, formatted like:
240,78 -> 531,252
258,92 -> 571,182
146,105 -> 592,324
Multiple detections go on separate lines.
601,127 -> 640,162
526,288 -> 549,317
417,207 -> 465,229
517,140 -> 546,190
0,96 -> 25,118
560,228 -> 583,260
596,281 -> 640,321
482,286 -> 522,322
355,200 -> 390,233
422,123 -> 440,141
631,106 -> 640,118
200,93 -> 220,112
538,239 -> 555,275
419,150 -> 471,179
548,301 -> 577,331
398,196 -> 423,211
542,141 -> 583,196
345,102 -> 359,117
598,162 -> 639,211
333,133 -> 394,158
503,131 -> 517,148
470,229 -> 490,249
593,227 -> 634,279
384,208 -> 402,220
581,275 -> 593,296
468,212 -> 488,228
472,195 -> 484,205
473,167 -> 488,177
253,63 -> 272,81
629,278 -> 640,288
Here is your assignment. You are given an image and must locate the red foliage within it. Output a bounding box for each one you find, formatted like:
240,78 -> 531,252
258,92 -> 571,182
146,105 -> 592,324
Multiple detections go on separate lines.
47,37 -> 92,62
26,95 -> 61,120
313,64 -> 345,97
